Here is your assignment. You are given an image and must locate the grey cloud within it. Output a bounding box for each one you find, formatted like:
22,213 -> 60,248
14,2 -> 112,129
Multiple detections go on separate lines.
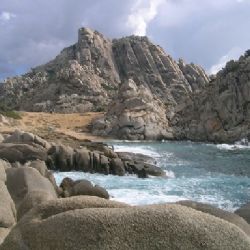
0,0 -> 250,80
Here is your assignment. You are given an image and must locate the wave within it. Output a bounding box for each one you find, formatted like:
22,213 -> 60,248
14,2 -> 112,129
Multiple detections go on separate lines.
109,188 -> 186,206
216,144 -> 250,151
113,145 -> 160,157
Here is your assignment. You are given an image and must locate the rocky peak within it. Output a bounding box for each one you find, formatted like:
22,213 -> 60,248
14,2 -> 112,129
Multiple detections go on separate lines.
0,27 -> 209,115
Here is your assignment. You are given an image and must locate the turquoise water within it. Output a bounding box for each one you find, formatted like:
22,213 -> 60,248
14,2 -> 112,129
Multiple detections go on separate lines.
54,141 -> 250,211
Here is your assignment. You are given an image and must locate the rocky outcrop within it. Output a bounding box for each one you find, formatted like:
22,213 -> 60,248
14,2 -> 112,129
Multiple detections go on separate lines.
47,142 -> 165,178
2,198 -> 250,250
3,129 -> 51,149
0,28 -> 209,115
172,52 -> 250,143
92,79 -> 173,140
60,178 -> 109,199
0,143 -> 47,164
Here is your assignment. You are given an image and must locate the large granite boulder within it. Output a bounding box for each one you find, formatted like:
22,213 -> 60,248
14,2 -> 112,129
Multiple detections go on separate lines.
60,178 -> 109,199
0,165 -> 16,244
5,167 -> 57,219
0,143 -> 47,164
3,130 -> 51,149
177,200 -> 250,236
235,202 -> 250,224
1,200 -> 250,250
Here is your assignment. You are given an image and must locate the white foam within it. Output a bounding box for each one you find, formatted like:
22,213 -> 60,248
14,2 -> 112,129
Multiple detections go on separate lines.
109,188 -> 186,206
113,145 -> 160,157
164,170 -> 175,178
216,144 -> 250,151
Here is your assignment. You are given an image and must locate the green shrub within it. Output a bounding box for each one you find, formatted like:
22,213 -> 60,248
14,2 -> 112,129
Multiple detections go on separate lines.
0,102 -> 22,119
1,110 -> 22,119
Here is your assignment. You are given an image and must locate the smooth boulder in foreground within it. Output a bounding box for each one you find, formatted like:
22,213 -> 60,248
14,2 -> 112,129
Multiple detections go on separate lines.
1,197 -> 250,250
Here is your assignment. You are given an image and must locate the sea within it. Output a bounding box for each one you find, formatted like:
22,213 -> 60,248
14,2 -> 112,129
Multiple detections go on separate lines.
54,140 -> 250,212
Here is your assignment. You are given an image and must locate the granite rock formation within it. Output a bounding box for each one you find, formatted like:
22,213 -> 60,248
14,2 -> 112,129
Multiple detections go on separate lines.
92,78 -> 172,140
2,199 -> 250,250
0,27 -> 208,115
172,52 -> 250,143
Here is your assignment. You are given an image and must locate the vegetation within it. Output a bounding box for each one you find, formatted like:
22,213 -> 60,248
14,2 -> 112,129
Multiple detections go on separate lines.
0,102 -> 22,119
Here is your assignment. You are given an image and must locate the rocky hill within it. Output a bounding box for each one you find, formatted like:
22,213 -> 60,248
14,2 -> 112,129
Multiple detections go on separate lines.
2,27 -> 249,143
0,27 -> 209,113
172,51 -> 250,143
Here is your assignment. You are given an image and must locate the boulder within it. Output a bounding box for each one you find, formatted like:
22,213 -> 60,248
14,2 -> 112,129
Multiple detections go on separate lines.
47,144 -> 74,171
177,200 -> 250,236
59,177 -> 75,197
74,149 -> 90,171
60,178 -> 109,199
0,166 -> 16,245
17,191 -> 55,221
235,202 -> 250,224
25,160 -> 58,192
0,182 -> 16,228
5,167 -> 57,209
3,130 -> 51,149
110,158 -> 125,176
143,163 -> 165,177
2,201 -> 250,250
130,162 -> 165,177
72,180 -> 109,199
0,143 -> 47,164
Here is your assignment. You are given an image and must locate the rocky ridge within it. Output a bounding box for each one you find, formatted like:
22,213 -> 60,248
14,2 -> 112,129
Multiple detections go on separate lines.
172,51 -> 250,143
0,27 -> 208,114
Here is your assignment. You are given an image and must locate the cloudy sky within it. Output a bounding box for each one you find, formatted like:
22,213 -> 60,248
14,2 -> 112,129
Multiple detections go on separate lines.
1,0 -> 250,80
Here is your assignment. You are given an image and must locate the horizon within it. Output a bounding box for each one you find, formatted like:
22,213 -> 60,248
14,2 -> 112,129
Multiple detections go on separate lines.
1,0 -> 250,80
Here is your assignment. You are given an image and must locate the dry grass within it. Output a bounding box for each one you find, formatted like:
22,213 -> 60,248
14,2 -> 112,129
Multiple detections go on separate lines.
0,112 -> 107,144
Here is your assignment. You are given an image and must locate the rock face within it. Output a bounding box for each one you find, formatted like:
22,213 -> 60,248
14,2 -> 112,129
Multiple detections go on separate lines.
92,79 -> 172,140
172,53 -> 250,143
2,199 -> 250,250
0,27 -> 208,115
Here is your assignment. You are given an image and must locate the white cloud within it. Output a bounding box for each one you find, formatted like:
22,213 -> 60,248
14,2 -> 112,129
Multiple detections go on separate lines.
126,0 -> 165,36
209,47 -> 244,75
0,11 -> 16,22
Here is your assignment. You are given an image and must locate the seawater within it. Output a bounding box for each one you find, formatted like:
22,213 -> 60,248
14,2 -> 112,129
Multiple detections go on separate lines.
54,141 -> 250,211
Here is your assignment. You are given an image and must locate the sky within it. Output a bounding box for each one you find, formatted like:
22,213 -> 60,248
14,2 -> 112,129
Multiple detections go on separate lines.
0,0 -> 250,80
